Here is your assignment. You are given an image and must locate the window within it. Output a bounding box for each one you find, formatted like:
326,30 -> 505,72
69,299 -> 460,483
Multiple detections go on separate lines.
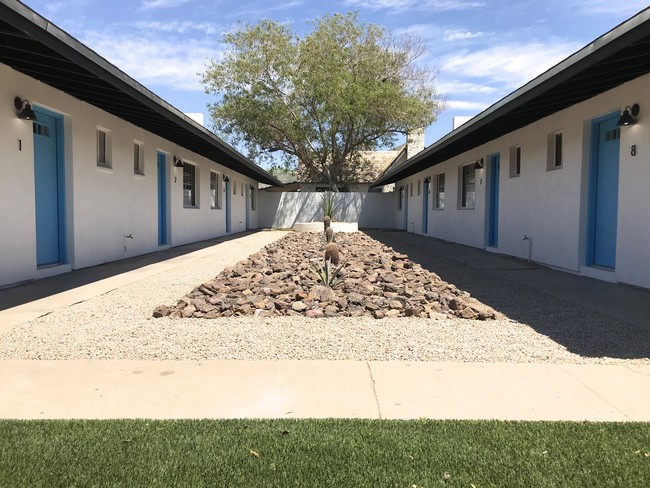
509,145 -> 521,177
183,162 -> 197,207
398,186 -> 404,210
417,179 -> 421,196
460,164 -> 476,209
97,128 -> 111,168
435,173 -> 445,209
133,141 -> 144,175
547,131 -> 563,170
251,185 -> 256,210
410,182 -> 413,197
241,182 -> 244,196
210,171 -> 222,209
233,178 -> 237,195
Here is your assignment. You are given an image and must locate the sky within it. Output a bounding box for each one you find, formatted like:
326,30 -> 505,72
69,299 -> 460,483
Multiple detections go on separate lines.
19,0 -> 650,164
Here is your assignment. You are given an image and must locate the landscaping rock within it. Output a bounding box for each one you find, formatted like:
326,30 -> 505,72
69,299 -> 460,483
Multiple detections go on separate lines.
156,232 -> 503,320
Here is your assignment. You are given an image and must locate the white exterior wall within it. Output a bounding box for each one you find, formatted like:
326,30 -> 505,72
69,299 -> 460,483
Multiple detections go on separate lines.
258,192 -> 395,229
397,73 -> 650,289
0,63 -> 259,287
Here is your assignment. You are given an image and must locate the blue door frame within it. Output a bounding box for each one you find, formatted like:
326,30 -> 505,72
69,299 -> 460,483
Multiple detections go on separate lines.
225,177 -> 231,233
157,152 -> 167,245
487,153 -> 500,247
587,112 -> 620,269
422,178 -> 430,234
33,106 -> 66,267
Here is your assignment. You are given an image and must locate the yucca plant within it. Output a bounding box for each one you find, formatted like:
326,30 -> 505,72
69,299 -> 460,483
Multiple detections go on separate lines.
310,258 -> 345,288
319,191 -> 342,220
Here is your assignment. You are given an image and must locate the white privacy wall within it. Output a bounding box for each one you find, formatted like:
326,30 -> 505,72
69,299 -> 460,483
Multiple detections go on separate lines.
396,73 -> 650,289
0,63 -> 259,287
257,192 -> 396,229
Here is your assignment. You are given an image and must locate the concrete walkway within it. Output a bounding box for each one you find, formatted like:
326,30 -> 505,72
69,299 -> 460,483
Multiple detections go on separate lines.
1,360 -> 648,421
1,230 -> 649,421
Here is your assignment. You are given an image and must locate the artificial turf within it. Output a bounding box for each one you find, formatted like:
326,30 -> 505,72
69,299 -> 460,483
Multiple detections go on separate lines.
0,419 -> 648,487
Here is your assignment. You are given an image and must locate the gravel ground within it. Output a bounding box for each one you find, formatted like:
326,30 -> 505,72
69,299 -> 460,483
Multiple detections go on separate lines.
1,231 -> 648,364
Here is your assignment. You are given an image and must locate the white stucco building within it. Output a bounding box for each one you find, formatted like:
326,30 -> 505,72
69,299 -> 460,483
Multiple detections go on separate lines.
374,8 -> 650,290
0,1 -> 280,287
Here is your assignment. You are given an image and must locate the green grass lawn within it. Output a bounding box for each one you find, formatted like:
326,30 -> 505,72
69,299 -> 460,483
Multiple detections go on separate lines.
1,419 -> 648,487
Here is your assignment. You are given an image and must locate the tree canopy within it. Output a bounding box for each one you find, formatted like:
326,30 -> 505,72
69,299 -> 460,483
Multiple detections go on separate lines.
202,12 -> 442,190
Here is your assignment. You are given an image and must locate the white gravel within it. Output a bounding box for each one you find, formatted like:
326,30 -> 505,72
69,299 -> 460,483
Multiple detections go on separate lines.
0,231 -> 647,364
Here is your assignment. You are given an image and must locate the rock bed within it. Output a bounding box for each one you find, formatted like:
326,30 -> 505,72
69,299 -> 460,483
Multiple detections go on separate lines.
155,232 -> 503,320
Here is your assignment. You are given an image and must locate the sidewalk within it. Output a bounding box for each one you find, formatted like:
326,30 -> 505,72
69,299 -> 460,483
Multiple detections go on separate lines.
1,230 -> 649,421
1,360 -> 648,421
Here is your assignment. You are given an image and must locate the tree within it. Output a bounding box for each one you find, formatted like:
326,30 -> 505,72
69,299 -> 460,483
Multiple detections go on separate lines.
202,12 -> 442,191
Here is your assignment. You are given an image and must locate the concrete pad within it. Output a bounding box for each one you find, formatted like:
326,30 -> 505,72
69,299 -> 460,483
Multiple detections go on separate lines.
560,364 -> 650,421
369,362 -> 632,421
0,360 -> 379,419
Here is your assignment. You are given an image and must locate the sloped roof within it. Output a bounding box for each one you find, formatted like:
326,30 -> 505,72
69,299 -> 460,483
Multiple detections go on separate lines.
373,7 -> 650,187
0,0 -> 282,187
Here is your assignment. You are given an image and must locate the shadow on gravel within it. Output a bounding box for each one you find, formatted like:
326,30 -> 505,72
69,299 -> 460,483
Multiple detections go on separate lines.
0,231 -> 262,312
366,229 -> 650,361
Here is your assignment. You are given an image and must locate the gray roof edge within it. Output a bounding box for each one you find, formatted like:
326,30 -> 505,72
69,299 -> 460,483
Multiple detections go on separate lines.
3,0 -> 281,186
372,6 -> 650,187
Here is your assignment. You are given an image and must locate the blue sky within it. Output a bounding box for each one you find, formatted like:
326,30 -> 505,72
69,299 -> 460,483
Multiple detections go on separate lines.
20,0 -> 649,162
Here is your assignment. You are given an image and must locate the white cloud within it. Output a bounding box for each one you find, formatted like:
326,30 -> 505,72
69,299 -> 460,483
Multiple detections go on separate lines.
447,100 -> 490,111
130,20 -> 223,35
437,80 -> 498,95
139,0 -> 192,10
441,41 -> 581,90
82,31 -> 218,91
344,0 -> 484,13
568,0 -> 649,16
443,28 -> 485,41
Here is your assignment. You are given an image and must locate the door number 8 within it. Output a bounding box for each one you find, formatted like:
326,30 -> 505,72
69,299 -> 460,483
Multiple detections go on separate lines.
631,145 -> 637,156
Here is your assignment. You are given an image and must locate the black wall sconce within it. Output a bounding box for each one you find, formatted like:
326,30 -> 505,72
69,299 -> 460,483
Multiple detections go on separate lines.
173,156 -> 184,167
474,158 -> 484,170
617,104 -> 640,127
223,175 -> 230,182
14,97 -> 37,120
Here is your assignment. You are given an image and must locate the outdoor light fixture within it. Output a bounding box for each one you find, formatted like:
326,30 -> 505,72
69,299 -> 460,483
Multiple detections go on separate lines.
14,97 -> 37,120
474,158 -> 484,170
173,156 -> 184,167
617,104 -> 640,126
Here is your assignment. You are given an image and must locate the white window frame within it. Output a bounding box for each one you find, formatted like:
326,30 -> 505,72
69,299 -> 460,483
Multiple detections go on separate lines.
97,128 -> 112,168
210,171 -> 221,209
547,131 -> 563,170
183,162 -> 198,208
459,163 -> 476,209
133,140 -> 144,175
435,173 -> 445,209
509,145 -> 521,178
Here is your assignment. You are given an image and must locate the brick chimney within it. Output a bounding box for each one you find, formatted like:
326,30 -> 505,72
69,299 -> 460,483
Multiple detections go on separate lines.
406,128 -> 425,159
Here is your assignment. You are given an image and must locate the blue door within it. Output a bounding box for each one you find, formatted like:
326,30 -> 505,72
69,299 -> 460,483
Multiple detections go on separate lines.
33,108 -> 65,266
487,154 -> 500,247
422,178 -> 429,234
225,178 -> 231,233
157,152 -> 167,245
404,186 -> 409,231
245,184 -> 250,230
588,114 -> 620,268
